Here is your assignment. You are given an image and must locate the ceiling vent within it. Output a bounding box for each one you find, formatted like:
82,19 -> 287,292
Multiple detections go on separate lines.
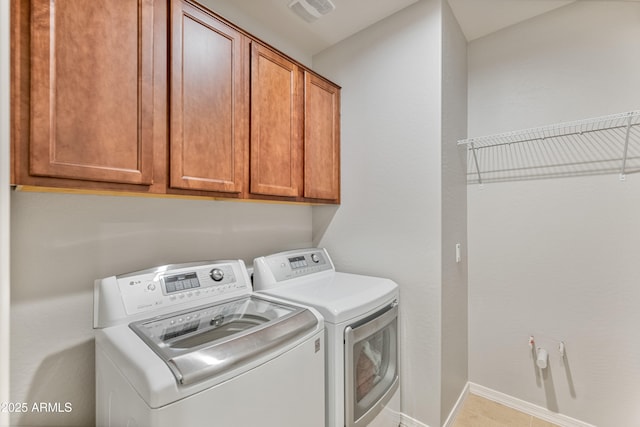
288,0 -> 336,23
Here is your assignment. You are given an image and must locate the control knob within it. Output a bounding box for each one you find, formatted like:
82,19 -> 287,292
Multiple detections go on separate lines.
210,315 -> 224,327
311,253 -> 320,263
210,268 -> 224,282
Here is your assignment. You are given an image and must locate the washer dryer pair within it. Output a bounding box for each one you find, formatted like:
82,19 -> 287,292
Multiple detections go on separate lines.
253,248 -> 401,427
94,260 -> 325,427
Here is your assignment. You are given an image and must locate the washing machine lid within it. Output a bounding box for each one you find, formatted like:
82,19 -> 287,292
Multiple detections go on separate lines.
257,271 -> 398,324
129,295 -> 318,385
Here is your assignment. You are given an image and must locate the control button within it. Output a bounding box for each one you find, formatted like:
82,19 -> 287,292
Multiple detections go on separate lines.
170,320 -> 175,325
178,294 -> 185,299
169,295 -> 177,301
195,291 -> 201,296
187,292 -> 193,297
311,253 -> 320,263
147,283 -> 156,291
178,318 -> 183,323
210,268 -> 224,282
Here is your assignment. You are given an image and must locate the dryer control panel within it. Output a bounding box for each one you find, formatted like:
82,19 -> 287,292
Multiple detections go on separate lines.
253,248 -> 334,291
94,260 -> 251,328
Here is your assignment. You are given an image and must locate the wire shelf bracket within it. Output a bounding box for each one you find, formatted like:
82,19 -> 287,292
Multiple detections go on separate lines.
619,114 -> 633,181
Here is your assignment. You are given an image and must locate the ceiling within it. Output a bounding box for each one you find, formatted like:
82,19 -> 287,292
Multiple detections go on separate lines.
219,0 -> 420,55
448,0 -> 575,41
218,0 -> 584,55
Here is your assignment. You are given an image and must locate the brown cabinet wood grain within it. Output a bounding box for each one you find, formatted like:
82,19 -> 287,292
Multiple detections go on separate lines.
304,72 -> 340,202
250,44 -> 303,198
28,0 -> 155,185
169,0 -> 248,194
13,0 -> 340,204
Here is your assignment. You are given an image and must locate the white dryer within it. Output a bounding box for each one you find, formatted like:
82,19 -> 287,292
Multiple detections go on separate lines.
253,248 -> 400,427
94,260 -> 325,427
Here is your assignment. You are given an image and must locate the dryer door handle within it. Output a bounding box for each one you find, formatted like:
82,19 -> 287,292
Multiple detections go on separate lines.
345,301 -> 397,343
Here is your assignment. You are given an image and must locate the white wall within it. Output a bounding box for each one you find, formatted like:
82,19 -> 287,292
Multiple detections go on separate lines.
313,1 -> 464,425
467,2 -> 640,426
440,0 -> 468,422
0,0 -> 11,425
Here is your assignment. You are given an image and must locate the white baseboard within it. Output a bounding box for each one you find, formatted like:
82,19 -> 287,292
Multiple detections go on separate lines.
442,382 -> 470,427
399,382 -> 593,427
399,412 -> 430,427
468,383 -> 596,427
399,382 -> 469,427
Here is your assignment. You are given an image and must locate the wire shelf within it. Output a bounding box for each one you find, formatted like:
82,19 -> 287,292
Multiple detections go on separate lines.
457,111 -> 640,185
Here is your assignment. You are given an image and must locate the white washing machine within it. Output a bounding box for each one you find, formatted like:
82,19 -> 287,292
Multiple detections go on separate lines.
93,259 -> 325,427
253,248 -> 400,427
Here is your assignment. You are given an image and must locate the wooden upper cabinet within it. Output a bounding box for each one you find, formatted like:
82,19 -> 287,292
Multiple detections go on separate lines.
29,0 -> 155,185
169,0 -> 248,193
15,0 -> 339,203
304,72 -> 340,202
250,44 -> 303,198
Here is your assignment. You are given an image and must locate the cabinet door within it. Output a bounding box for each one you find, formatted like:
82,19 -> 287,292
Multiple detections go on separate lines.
29,0 -> 154,185
250,44 -> 303,198
170,0 -> 247,193
304,72 -> 340,202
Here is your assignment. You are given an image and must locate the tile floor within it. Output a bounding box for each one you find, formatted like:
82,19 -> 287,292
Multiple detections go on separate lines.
451,394 -> 561,427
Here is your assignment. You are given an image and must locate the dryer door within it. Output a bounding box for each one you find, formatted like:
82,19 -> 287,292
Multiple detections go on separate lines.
344,300 -> 399,427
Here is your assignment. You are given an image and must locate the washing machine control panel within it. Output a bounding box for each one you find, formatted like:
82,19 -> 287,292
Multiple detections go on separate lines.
114,261 -> 250,317
253,248 -> 335,289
